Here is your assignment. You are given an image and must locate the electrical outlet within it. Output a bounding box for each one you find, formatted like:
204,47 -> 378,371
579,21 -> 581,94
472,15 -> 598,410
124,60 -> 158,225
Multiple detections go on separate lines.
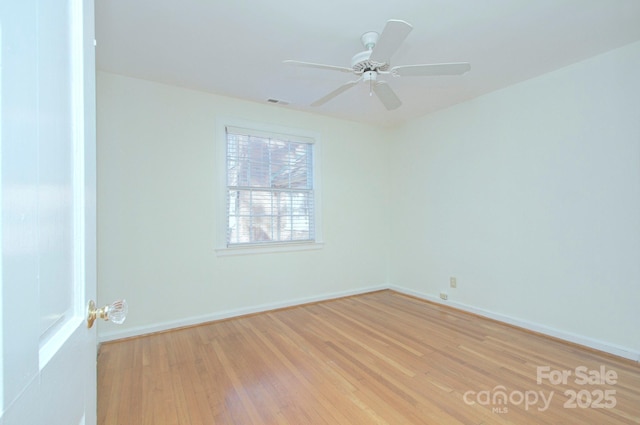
440,292 -> 448,300
450,277 -> 457,288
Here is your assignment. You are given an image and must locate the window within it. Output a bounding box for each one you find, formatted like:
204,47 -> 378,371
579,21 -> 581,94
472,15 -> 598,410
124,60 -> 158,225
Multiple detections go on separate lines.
216,121 -> 322,255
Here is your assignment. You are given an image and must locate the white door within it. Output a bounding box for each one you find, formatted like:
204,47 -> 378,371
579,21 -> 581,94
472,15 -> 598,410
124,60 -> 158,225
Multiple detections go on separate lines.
1,1 -> 97,424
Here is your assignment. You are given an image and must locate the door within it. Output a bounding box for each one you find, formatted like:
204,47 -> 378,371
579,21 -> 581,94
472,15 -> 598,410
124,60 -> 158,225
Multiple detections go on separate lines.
1,1 -> 97,424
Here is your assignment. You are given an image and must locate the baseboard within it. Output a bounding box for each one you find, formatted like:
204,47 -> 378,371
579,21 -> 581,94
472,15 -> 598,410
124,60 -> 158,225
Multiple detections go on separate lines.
388,285 -> 640,363
98,283 -> 640,363
97,285 -> 387,343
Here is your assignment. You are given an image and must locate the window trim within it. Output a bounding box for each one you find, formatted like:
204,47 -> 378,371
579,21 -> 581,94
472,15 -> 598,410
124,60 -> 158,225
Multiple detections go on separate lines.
215,117 -> 323,256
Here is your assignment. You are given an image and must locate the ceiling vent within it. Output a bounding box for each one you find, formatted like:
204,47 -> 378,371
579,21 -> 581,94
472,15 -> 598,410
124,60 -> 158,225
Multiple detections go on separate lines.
267,98 -> 290,105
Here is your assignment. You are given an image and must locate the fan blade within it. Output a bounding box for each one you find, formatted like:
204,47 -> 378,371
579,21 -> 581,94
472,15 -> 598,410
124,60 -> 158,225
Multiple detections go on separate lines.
373,82 -> 402,110
369,20 -> 413,63
284,60 -> 353,73
311,80 -> 360,107
392,62 -> 471,77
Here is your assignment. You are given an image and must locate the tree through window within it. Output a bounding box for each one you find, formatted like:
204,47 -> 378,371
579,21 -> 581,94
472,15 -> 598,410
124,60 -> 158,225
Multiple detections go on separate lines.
225,126 -> 315,246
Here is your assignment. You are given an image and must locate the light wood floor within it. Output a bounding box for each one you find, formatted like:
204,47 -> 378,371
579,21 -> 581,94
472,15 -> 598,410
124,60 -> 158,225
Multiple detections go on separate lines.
98,290 -> 640,424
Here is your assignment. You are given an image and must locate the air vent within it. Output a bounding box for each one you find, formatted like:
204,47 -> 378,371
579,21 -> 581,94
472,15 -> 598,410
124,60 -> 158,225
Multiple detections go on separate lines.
267,98 -> 290,105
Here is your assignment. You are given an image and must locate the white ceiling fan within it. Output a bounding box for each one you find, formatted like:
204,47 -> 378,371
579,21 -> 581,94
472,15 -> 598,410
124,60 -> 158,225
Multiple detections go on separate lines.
284,19 -> 470,110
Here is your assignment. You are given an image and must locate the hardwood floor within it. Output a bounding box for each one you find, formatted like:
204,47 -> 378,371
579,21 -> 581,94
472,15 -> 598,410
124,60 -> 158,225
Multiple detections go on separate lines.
98,290 -> 640,424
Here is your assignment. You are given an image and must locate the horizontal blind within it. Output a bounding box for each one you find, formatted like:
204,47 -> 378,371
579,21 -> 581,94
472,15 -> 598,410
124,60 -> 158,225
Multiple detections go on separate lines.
226,126 -> 315,246
226,125 -> 315,145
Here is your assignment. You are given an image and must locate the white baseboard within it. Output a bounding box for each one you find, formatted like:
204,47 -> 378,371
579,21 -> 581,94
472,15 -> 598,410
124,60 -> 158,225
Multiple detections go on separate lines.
97,285 -> 387,343
99,283 -> 640,363
389,285 -> 640,363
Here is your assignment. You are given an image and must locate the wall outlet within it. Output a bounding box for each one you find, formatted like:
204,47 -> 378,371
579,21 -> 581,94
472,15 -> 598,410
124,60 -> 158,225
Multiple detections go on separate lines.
450,277 -> 457,288
440,292 -> 448,300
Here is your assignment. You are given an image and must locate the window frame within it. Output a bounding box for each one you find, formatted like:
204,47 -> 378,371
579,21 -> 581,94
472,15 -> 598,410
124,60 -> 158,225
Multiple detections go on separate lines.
215,118 -> 323,256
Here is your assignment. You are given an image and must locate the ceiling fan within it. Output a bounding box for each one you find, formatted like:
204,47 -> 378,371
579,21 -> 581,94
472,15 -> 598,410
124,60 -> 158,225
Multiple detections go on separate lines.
284,19 -> 470,110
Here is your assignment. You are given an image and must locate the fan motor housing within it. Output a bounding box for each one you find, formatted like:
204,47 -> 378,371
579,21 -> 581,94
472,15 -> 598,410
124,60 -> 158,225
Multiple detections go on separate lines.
351,51 -> 389,73
351,31 -> 389,73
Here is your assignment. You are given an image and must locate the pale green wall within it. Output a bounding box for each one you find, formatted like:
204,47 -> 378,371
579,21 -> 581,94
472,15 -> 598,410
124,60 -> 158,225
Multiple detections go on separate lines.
97,40 -> 640,355
389,41 -> 640,353
97,73 -> 391,338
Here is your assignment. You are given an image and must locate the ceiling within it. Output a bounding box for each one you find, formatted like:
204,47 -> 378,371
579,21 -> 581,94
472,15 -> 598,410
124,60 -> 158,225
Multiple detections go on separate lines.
95,0 -> 640,127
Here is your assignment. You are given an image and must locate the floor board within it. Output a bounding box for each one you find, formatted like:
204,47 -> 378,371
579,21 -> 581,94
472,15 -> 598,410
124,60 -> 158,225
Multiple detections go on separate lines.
98,290 -> 640,424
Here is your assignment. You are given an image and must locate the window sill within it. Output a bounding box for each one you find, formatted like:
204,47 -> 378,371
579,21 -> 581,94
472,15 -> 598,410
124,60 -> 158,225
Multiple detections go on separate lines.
215,241 -> 324,257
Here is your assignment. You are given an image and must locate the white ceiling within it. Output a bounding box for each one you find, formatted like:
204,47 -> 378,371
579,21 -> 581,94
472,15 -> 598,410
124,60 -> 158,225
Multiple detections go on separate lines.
95,0 -> 640,127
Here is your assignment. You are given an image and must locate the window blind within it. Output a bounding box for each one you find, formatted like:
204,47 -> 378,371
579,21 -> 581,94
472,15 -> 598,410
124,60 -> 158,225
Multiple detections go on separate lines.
225,126 -> 315,246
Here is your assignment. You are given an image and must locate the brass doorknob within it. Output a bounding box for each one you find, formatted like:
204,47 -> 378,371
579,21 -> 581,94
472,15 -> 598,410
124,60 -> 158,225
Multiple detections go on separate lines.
87,299 -> 128,328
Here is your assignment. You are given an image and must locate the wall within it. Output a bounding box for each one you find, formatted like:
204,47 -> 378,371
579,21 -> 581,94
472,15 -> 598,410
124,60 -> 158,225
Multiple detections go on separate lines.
97,73 -> 391,340
98,41 -> 640,359
389,41 -> 640,356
